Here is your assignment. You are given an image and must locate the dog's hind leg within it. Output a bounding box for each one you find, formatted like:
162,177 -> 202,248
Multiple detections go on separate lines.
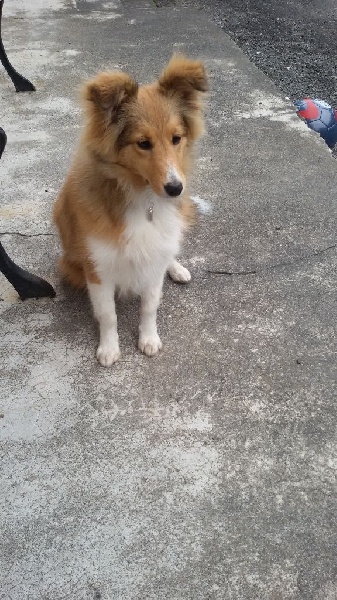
59,256 -> 86,289
168,259 -> 191,283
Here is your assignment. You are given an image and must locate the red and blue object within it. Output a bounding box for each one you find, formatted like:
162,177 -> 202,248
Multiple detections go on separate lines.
294,98 -> 337,149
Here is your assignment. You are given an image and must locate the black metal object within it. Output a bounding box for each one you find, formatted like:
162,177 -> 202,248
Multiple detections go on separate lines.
0,124 -> 6,158
0,128 -> 55,300
0,0 -> 35,92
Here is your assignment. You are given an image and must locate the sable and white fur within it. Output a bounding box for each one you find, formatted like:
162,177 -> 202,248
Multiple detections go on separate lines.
53,55 -> 208,366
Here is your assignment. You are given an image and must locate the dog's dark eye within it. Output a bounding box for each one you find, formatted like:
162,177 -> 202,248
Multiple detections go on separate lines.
137,140 -> 152,150
172,135 -> 181,145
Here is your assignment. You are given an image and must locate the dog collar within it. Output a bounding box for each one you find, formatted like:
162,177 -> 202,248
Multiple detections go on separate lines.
147,204 -> 154,222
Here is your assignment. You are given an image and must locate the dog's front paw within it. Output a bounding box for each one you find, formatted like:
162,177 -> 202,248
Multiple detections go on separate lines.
168,261 -> 191,283
138,334 -> 162,357
96,344 -> 121,367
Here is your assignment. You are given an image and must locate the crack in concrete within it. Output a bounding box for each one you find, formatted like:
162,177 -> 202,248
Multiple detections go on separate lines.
208,243 -> 337,276
0,232 -> 56,237
1,235 -> 335,277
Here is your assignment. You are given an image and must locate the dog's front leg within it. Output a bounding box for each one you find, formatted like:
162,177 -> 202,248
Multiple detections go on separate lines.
138,281 -> 163,357
87,278 -> 120,366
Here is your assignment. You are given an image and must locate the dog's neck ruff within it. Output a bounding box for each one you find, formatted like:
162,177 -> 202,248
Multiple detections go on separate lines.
90,151 -> 156,222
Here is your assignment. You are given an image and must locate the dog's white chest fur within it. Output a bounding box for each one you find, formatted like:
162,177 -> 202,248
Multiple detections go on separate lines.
88,189 -> 183,294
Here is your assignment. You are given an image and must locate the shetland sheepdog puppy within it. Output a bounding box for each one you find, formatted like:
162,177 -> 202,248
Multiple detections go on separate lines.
53,55 -> 208,366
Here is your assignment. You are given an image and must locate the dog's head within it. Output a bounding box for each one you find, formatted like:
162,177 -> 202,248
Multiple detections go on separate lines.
82,55 -> 208,198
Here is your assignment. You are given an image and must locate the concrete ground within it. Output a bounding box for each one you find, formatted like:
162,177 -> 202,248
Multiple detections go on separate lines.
159,0 -> 337,108
1,1 -> 336,599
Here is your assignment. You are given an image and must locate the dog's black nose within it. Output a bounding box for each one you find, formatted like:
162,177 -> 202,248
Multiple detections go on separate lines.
164,182 -> 183,197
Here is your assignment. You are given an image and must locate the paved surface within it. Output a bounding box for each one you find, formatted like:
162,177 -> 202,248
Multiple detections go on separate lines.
159,0 -> 337,108
1,1 -> 337,599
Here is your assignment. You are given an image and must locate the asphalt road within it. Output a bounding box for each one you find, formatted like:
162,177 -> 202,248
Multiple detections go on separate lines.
158,0 -> 337,108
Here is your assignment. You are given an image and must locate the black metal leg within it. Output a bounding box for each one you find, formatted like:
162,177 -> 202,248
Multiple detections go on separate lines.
0,0 -> 35,92
0,242 -> 56,300
0,125 -> 6,158
0,128 -> 55,300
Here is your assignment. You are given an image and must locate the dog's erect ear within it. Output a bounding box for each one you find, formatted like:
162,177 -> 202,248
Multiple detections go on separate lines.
158,54 -> 208,102
159,55 -> 208,139
83,72 -> 138,120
